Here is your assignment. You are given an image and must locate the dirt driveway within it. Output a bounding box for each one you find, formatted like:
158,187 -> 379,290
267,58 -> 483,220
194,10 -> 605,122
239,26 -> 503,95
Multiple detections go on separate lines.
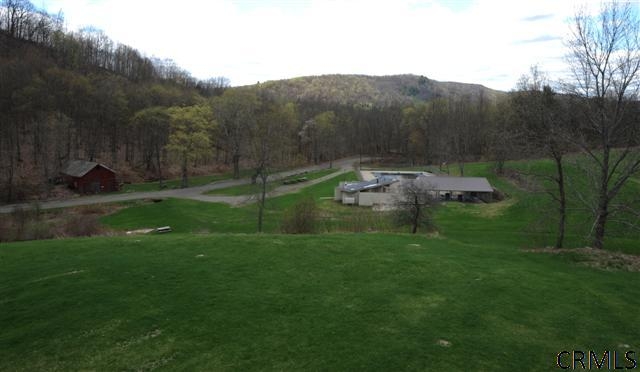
0,157 -> 362,213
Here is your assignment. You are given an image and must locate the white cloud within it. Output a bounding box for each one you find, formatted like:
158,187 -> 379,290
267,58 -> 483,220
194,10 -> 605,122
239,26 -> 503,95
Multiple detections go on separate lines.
41,0 -> 590,90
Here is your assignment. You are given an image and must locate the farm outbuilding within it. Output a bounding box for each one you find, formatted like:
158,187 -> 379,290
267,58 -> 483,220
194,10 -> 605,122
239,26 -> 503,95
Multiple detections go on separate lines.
415,175 -> 494,202
336,170 -> 495,207
335,177 -> 398,206
60,160 -> 118,193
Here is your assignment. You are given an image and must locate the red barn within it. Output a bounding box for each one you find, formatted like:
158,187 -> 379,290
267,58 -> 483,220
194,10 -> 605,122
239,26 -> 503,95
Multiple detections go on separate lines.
61,160 -> 118,193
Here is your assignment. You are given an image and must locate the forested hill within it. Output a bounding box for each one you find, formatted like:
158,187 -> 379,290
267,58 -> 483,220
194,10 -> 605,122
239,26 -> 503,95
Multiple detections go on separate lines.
0,1 -> 227,203
255,74 -> 505,105
0,0 -> 507,205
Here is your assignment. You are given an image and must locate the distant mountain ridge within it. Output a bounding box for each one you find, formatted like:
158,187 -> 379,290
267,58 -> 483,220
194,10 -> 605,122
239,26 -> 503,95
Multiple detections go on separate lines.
251,74 -> 505,105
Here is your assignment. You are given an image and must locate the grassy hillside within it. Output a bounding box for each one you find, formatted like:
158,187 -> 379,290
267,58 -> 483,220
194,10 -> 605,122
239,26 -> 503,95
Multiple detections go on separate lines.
102,172 -> 358,234
256,74 -> 505,106
104,158 -> 640,252
1,233 -> 638,371
2,157 -> 639,370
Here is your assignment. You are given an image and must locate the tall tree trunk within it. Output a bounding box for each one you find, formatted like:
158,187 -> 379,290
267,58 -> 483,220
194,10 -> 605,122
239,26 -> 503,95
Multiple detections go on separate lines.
42,152 -> 51,198
592,154 -> 610,249
495,160 -> 504,175
411,196 -> 419,234
15,122 -> 22,163
156,145 -> 164,188
554,154 -> 566,249
181,154 -> 188,188
313,138 -> 319,165
110,126 -> 117,166
125,134 -> 131,163
5,151 -> 15,203
232,153 -> 240,179
593,195 -> 609,250
257,171 -> 268,233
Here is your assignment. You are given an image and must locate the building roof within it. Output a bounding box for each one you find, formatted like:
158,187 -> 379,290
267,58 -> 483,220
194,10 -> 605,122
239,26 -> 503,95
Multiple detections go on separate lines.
61,160 -> 115,178
340,176 -> 398,193
372,171 -> 431,178
415,176 -> 493,193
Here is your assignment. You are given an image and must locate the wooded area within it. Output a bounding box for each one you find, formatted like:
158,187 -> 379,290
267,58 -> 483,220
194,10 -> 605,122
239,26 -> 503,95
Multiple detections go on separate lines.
1,0 -> 639,248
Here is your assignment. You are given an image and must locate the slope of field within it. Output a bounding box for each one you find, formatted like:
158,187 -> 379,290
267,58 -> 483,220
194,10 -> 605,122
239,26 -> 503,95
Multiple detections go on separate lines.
1,233 -> 638,371
101,172 -> 358,234
2,157 -> 639,370
102,158 -> 640,252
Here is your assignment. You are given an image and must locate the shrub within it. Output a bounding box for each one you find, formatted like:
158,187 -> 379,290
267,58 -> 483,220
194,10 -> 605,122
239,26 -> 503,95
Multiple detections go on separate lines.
25,222 -> 54,240
9,203 -> 43,240
344,208 -> 392,233
63,214 -> 102,237
0,215 -> 13,242
281,196 -> 318,234
77,204 -> 109,215
9,206 -> 30,240
1,203 -> 55,241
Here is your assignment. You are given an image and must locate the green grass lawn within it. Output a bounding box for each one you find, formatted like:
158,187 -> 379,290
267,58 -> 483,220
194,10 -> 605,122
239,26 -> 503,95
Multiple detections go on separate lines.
105,159 -> 640,252
1,233 -> 638,371
102,172 -> 358,234
206,168 -> 338,196
418,159 -> 640,253
2,157 -> 639,370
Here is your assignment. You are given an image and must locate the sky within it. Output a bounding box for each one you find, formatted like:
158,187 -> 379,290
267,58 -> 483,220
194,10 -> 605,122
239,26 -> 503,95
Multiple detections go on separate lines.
37,0 -> 610,91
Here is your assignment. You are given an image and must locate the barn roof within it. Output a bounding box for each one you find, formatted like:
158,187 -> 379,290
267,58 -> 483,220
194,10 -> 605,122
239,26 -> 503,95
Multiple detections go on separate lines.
61,160 -> 115,178
415,176 -> 493,193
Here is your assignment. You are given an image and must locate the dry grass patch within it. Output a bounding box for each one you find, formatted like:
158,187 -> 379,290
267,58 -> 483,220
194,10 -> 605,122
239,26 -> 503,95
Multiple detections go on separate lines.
525,247 -> 640,272
0,203 -> 124,242
478,198 -> 517,218
441,198 -> 516,219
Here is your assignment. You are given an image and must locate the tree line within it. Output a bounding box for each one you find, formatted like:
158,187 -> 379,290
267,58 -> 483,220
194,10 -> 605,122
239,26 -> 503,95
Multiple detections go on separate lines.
0,0 -> 638,248
389,2 -> 640,249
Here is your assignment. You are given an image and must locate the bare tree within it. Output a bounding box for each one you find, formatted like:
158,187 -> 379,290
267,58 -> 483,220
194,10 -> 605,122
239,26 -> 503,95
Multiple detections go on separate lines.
1,0 -> 34,38
130,107 -> 170,186
196,76 -> 230,97
514,66 -> 571,248
565,2 -> 640,249
447,95 -> 487,176
250,98 -> 297,232
487,97 -> 523,175
393,179 -> 438,234
212,89 -> 259,179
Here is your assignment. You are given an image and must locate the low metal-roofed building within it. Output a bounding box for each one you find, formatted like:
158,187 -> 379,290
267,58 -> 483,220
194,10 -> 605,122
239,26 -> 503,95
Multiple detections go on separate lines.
61,160 -> 118,193
341,176 -> 397,192
371,171 -> 431,179
334,176 -> 398,205
416,175 -> 493,202
335,171 -> 495,207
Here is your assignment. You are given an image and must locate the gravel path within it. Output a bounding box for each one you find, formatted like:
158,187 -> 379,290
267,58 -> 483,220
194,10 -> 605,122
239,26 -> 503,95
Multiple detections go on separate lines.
188,168 -> 351,206
0,157 -> 362,213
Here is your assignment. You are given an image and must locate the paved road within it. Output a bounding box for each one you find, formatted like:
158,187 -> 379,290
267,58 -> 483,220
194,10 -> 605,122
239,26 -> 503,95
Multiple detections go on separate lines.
0,157 -> 363,213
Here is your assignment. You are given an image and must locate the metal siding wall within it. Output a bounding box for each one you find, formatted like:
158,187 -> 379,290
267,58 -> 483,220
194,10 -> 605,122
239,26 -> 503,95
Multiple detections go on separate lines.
358,192 -> 395,207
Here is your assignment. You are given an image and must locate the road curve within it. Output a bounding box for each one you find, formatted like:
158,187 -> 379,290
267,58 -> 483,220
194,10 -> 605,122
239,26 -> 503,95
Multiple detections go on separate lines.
0,157 -> 363,213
